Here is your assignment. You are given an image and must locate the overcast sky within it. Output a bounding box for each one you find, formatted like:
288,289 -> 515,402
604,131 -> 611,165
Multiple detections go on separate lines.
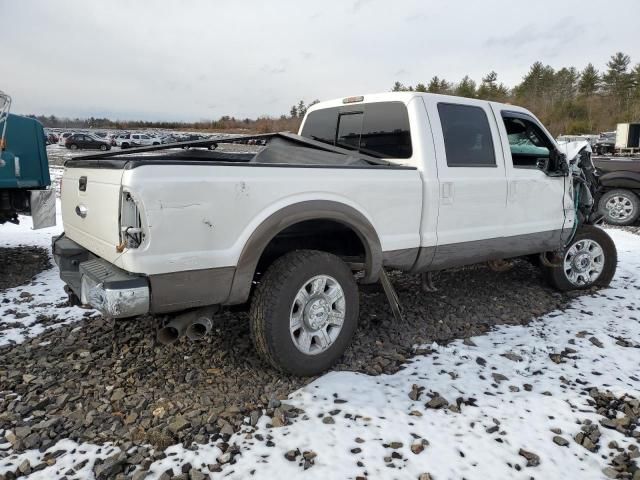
1,0 -> 639,121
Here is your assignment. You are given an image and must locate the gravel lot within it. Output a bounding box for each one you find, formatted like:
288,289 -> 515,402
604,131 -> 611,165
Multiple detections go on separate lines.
0,260 -> 573,455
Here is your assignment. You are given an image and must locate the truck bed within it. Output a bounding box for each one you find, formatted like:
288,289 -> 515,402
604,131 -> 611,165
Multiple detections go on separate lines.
593,156 -> 640,174
67,133 -> 403,170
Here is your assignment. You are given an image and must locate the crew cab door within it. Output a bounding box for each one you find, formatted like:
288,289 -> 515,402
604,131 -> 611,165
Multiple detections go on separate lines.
424,99 -> 507,258
491,106 -> 568,238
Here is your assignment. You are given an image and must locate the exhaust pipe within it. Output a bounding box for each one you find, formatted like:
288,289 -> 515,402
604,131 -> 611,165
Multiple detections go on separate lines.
186,314 -> 213,340
156,307 -> 218,345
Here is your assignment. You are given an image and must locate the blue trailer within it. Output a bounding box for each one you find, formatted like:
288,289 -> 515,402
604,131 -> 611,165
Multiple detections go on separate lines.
0,91 -> 55,228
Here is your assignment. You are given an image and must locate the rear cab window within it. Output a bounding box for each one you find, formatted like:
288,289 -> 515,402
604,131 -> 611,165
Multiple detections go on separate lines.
301,101 -> 412,159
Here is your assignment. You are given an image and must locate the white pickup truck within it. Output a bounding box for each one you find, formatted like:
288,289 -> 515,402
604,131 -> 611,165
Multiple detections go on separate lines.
115,133 -> 160,149
53,92 -> 617,376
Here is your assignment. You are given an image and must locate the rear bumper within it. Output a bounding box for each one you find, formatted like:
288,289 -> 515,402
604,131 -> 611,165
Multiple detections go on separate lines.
52,234 -> 149,318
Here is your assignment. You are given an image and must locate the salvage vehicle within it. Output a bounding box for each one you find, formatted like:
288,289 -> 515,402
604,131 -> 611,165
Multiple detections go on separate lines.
116,133 -> 160,149
593,156 -> 640,225
53,92 -> 617,376
57,132 -> 73,146
0,91 -> 56,228
65,133 -> 111,151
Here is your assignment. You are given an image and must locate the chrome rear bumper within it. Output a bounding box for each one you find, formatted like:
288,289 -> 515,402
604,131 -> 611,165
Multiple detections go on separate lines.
53,234 -> 150,318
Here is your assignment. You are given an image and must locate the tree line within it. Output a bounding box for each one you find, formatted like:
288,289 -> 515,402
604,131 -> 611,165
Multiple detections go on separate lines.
27,52 -> 639,136
391,51 -> 640,135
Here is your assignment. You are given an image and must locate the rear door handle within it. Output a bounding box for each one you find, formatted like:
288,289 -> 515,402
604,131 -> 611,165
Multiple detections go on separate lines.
441,182 -> 454,205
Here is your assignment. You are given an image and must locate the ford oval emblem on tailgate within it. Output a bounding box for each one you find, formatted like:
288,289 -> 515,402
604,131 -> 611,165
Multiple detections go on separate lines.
79,176 -> 87,191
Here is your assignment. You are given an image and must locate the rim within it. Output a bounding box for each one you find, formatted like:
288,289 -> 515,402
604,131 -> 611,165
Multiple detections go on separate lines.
289,274 -> 345,356
605,195 -> 634,221
563,239 -> 605,286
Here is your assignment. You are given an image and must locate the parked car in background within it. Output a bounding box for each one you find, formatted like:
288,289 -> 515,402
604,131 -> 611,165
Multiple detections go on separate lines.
116,133 -> 161,149
594,132 -> 616,155
180,134 -> 217,150
65,133 -> 111,151
57,132 -> 73,146
594,156 -> 640,225
47,133 -> 58,145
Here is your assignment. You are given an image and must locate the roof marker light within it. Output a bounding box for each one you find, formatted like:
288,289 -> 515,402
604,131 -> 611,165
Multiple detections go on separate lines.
342,96 -> 364,104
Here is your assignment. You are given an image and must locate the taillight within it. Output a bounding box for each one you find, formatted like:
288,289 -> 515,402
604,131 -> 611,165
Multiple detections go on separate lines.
119,191 -> 144,249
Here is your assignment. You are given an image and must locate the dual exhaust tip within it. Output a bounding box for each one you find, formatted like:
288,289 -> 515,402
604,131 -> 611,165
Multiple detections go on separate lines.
157,307 -> 218,345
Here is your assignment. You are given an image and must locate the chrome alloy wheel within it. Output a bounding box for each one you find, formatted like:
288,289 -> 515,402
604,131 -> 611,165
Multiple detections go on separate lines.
290,274 -> 345,355
563,239 -> 605,286
605,195 -> 635,221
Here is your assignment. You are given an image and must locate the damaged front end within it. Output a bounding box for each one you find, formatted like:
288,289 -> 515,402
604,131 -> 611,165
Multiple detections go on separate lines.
559,140 -> 603,226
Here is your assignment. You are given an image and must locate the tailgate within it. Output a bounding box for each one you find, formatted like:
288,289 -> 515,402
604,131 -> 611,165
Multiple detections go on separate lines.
61,167 -> 124,263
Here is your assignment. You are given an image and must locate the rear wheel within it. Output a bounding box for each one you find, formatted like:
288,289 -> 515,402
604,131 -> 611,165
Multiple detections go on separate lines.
69,144 -> 78,150
249,250 -> 359,376
543,226 -> 617,291
100,144 -> 107,151
599,189 -> 640,226
121,143 -> 129,149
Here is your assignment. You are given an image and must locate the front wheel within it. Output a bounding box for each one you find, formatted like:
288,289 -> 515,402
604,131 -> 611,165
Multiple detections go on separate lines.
599,189 -> 640,226
100,144 -> 107,151
249,250 -> 359,376
543,226 -> 617,291
69,144 -> 78,150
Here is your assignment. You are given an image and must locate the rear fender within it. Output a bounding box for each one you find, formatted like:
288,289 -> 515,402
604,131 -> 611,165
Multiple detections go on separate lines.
226,200 -> 383,305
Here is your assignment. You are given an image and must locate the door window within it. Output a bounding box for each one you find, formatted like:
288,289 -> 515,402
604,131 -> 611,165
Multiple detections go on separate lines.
132,134 -> 140,140
437,103 -> 496,167
501,115 -> 552,168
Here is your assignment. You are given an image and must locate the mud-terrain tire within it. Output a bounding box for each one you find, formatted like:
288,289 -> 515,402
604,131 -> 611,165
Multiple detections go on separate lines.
249,250 -> 359,376
543,225 -> 617,291
598,189 -> 640,226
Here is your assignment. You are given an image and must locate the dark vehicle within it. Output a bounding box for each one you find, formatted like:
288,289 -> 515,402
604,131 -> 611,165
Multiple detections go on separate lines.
180,134 -> 217,150
65,133 -> 111,151
1,91 -> 55,228
594,157 -> 640,225
594,132 -> 616,156
47,133 -> 58,145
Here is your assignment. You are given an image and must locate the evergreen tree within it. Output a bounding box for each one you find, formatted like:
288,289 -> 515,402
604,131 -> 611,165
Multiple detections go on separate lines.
392,81 -> 409,92
426,76 -> 451,94
578,63 -> 600,96
454,75 -> 477,98
297,100 -> 307,118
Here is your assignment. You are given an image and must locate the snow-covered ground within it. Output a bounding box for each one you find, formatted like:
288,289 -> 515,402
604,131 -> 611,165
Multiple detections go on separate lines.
0,199 -> 91,346
1,212 -> 639,478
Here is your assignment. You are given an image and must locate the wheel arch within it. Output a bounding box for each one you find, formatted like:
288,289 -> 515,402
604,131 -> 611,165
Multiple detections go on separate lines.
226,200 -> 382,304
598,171 -> 640,190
